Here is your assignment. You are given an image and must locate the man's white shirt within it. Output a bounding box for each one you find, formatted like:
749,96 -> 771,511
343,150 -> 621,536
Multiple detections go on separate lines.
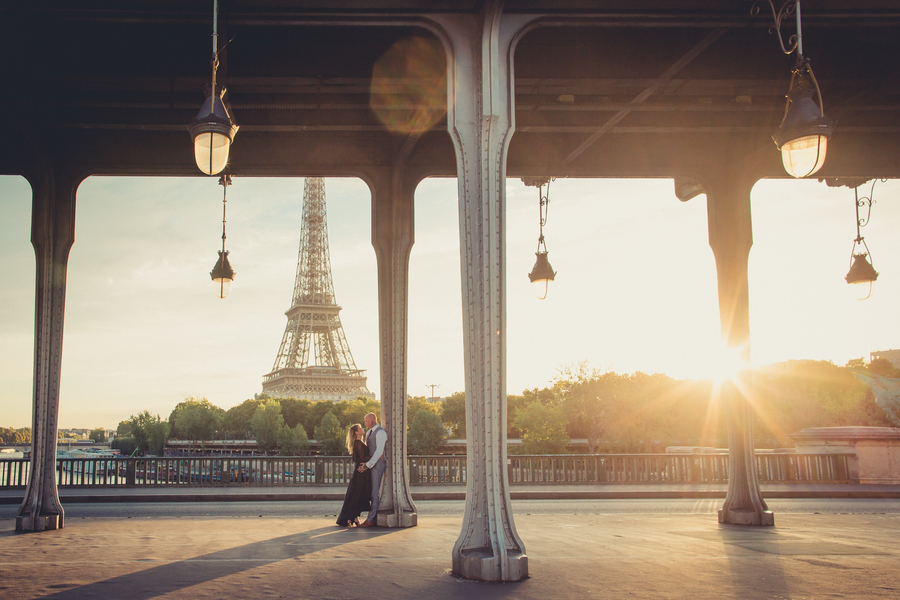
365,427 -> 387,469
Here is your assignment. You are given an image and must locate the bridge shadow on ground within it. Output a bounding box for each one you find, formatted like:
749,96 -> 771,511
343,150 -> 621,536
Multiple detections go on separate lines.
716,525 -> 790,597
34,524 -> 406,600
28,520 -> 528,600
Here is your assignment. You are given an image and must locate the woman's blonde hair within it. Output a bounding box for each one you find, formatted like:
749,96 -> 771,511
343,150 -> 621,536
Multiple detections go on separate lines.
345,424 -> 362,454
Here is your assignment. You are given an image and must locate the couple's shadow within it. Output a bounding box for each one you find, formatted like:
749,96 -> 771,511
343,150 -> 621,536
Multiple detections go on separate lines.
38,523 -> 402,600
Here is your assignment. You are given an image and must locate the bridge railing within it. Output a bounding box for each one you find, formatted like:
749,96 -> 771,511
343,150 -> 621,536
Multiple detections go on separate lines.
0,453 -> 851,489
503,453 -> 849,484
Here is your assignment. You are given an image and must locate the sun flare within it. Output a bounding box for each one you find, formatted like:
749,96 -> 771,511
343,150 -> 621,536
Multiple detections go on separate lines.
697,344 -> 750,387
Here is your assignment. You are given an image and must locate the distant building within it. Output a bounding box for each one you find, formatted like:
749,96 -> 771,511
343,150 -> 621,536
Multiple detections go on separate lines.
871,349 -> 900,370
58,428 -> 91,439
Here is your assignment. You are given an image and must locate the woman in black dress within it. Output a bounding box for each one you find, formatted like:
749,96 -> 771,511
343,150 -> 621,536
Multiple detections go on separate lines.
336,423 -> 372,527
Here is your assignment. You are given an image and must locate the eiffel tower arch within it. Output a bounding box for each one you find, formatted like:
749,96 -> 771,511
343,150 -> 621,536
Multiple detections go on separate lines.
262,177 -> 374,402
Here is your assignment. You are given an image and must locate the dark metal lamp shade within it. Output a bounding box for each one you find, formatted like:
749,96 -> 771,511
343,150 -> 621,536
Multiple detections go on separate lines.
190,85 -> 239,175
210,250 -> 235,299
845,253 -> 878,285
773,72 -> 834,178
528,251 -> 556,300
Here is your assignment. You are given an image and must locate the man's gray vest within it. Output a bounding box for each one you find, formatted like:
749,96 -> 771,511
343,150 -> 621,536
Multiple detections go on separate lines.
366,424 -> 386,464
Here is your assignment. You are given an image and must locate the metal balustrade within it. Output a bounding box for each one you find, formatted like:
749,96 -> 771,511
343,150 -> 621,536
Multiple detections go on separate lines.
0,459 -> 28,488
0,453 -> 852,489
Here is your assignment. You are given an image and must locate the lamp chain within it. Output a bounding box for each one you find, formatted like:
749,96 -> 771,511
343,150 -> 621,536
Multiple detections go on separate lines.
206,0 -> 220,172
537,179 -> 551,254
220,173 -> 231,254
211,0 -> 219,103
212,0 -> 219,58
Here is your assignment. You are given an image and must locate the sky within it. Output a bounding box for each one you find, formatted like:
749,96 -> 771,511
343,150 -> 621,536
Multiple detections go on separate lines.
1,174 -> 898,429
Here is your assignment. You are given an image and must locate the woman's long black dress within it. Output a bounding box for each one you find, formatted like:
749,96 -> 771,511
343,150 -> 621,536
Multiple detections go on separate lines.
336,439 -> 372,526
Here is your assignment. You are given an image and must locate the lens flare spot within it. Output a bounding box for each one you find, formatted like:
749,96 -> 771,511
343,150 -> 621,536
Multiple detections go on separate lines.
369,36 -> 446,134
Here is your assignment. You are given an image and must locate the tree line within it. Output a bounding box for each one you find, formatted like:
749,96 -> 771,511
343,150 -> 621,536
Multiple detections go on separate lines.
0,427 -> 31,444
107,356 -> 897,456
112,395 -> 451,457
0,428 -> 110,445
503,358 -> 899,454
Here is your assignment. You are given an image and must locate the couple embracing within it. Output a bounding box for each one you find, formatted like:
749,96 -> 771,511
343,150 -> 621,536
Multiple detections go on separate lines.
336,412 -> 386,528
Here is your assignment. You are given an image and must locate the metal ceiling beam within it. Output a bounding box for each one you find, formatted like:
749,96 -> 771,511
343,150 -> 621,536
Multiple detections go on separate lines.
560,27 -> 728,167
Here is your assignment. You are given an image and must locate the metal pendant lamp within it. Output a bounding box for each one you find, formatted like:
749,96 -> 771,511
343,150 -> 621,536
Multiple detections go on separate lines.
210,174 -> 236,298
190,0 -> 238,175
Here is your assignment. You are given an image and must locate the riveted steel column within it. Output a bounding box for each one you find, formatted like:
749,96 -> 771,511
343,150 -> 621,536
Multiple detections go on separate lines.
370,167 -> 419,528
435,2 -> 532,581
16,160 -> 80,532
702,169 -> 774,527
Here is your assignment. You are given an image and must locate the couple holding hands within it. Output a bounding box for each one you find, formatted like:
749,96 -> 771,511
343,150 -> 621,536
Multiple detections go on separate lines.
336,412 -> 386,528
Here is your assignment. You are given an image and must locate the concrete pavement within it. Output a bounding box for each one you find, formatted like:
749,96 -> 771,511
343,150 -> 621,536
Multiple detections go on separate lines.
1,510 -> 898,599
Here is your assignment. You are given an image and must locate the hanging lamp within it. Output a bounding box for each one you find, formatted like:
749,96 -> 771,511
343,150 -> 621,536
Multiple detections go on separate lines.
523,177 -> 557,300
210,174 -> 236,298
189,0 -> 238,175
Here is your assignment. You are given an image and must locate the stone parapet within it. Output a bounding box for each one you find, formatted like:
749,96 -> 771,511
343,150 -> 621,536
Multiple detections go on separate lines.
790,426 -> 900,484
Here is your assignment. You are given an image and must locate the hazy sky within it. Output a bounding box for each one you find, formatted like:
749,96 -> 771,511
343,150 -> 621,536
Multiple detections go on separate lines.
1,175 -> 897,429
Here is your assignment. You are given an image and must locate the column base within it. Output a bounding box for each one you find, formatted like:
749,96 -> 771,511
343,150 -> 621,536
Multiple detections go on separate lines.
16,513 -> 62,532
453,547 -> 528,582
377,510 -> 417,528
718,507 -> 775,526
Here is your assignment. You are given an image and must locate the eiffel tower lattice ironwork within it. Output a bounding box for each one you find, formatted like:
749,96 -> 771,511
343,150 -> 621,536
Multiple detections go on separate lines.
262,177 -> 372,401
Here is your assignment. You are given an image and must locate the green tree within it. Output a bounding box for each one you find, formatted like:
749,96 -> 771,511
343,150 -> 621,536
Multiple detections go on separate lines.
278,423 -> 311,456
314,411 -> 346,456
223,398 -> 265,439
408,410 -> 445,454
869,358 -> 900,378
513,401 -> 569,454
441,392 -> 466,438
333,398 -> 382,429
127,411 -> 168,456
279,398 -> 312,430
250,400 -> 284,455
111,435 -> 137,457
308,401 -> 337,438
0,427 -> 30,444
147,421 -> 169,456
507,394 -> 529,438
116,421 -> 132,437
0,427 -> 22,444
753,360 -> 891,446
169,397 -> 224,441
845,357 -> 867,371
89,428 -> 107,443
407,396 -> 439,428
551,362 -> 605,450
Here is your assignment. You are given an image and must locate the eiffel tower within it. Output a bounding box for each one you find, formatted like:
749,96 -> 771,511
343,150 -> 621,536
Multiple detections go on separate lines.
262,178 -> 372,401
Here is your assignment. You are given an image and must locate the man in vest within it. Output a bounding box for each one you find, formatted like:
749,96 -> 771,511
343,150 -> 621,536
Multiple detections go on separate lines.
357,412 -> 387,527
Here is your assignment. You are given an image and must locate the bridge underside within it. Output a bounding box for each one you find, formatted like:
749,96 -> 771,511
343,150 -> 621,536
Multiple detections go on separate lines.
3,0 -> 899,582
3,4 -> 898,179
